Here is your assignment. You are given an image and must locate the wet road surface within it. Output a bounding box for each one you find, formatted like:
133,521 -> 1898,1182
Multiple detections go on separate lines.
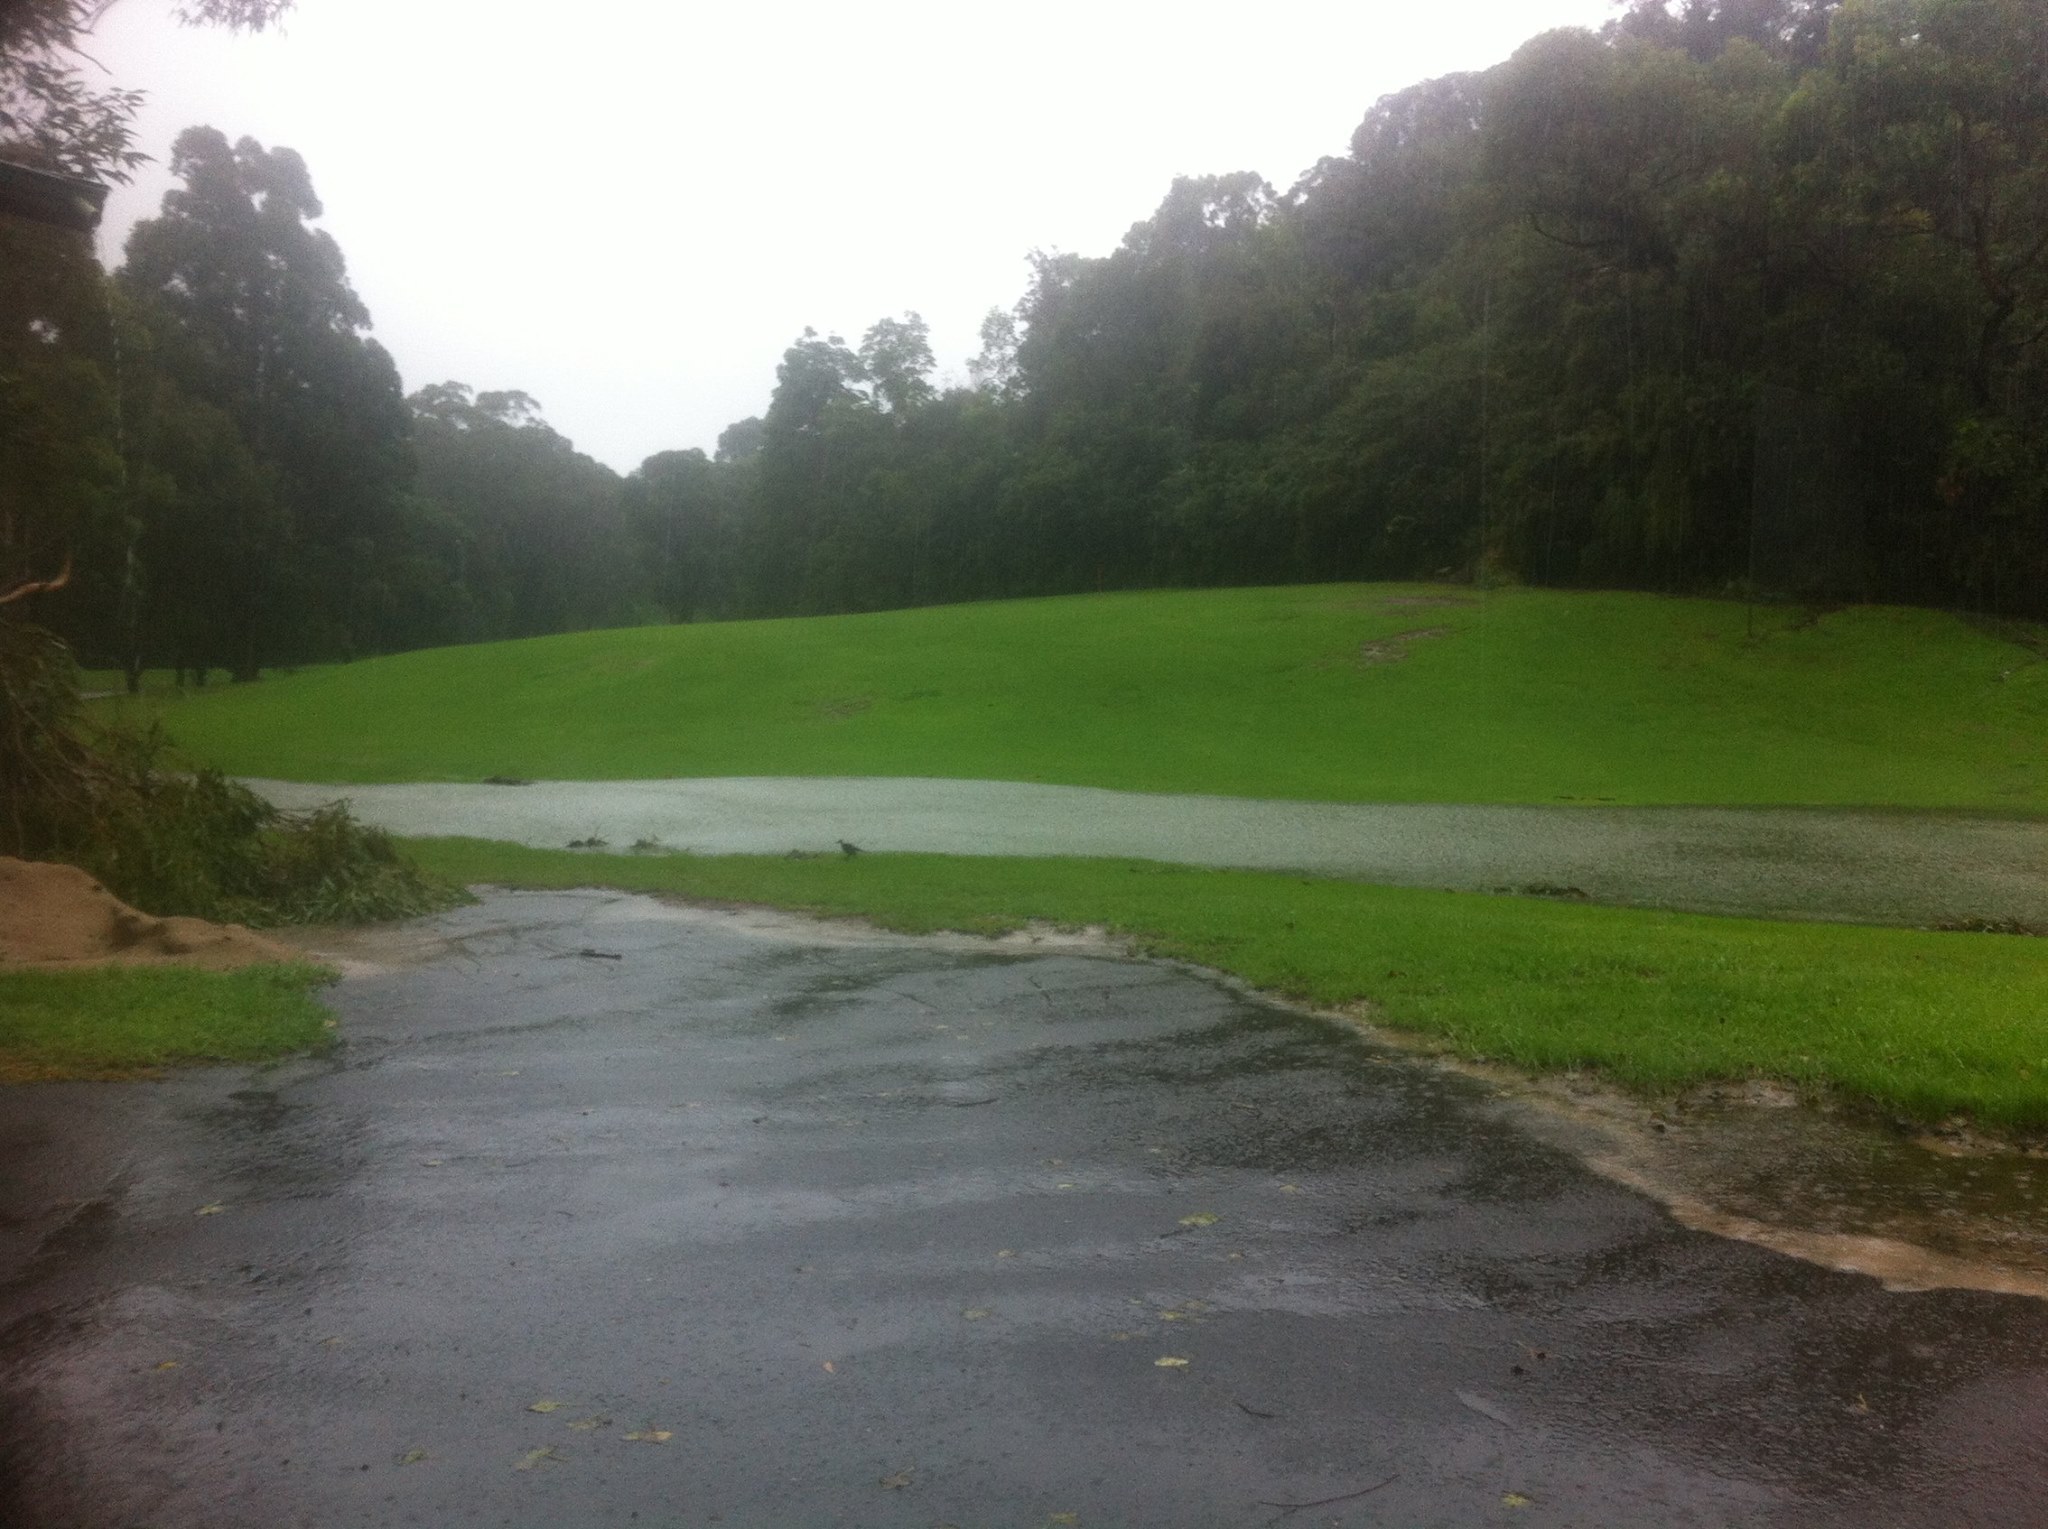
4,890 -> 2046,1527
247,776 -> 2048,928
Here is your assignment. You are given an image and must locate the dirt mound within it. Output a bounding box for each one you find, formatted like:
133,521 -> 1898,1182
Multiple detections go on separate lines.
0,858 -> 301,971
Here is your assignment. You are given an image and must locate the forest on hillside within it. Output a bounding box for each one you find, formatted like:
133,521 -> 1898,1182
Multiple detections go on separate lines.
4,0 -> 2046,682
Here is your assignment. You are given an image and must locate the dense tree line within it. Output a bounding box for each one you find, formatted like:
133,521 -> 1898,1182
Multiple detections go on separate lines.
0,1 -> 464,930
695,0 -> 2041,621
8,0 -> 2046,679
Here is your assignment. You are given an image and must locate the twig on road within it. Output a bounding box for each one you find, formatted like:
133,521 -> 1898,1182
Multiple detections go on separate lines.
1257,1474 -> 1398,1518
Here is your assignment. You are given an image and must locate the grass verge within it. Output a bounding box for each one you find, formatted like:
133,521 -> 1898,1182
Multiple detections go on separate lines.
0,963 -> 337,1081
410,838 -> 2048,1130
102,585 -> 2048,809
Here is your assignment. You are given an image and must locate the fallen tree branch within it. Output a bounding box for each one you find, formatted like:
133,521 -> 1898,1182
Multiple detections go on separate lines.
0,555 -> 73,606
1257,1474 -> 1399,1517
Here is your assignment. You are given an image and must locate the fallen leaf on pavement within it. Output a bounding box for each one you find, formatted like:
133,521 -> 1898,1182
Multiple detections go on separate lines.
526,1400 -> 561,1414
822,1361 -> 836,1373
962,1308 -> 992,1321
623,1430 -> 672,1443
1178,1212 -> 1219,1228
195,1203 -> 224,1216
398,1448 -> 428,1466
1154,1356 -> 1190,1369
513,1447 -> 562,1470
153,1360 -> 179,1371
1503,1492 -> 1532,1508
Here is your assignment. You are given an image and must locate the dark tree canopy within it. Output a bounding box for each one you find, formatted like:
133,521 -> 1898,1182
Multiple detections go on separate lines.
118,126 -> 412,673
13,0 -> 2048,675
0,0 -> 291,180
406,381 -> 635,641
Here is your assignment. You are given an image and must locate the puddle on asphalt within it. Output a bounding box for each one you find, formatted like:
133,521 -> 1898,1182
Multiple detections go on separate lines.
268,921 -> 465,977
293,895 -> 2048,1301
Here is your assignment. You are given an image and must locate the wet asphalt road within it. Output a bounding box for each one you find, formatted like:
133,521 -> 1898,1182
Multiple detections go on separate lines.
246,776 -> 2048,928
4,890 -> 2047,1528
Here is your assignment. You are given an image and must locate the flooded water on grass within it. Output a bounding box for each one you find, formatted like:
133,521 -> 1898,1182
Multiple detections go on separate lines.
249,775 -> 2048,928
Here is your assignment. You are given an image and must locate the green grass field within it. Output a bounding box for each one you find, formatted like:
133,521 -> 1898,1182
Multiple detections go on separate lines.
411,840 -> 2048,1129
0,964 -> 336,1081
103,586 -> 2047,808
63,584 -> 2044,1119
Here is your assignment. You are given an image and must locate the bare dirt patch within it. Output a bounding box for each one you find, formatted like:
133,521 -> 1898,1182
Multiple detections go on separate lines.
814,695 -> 875,721
1356,626 -> 1451,665
1329,593 -> 1478,612
0,858 -> 298,971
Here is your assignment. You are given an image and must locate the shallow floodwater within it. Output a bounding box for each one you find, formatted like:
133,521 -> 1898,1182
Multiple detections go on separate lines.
249,774 -> 2048,927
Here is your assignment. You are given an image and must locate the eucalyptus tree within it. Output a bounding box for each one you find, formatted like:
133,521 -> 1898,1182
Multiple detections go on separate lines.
0,213 -> 115,612
0,0 -> 290,182
859,312 -> 936,416
967,308 -> 1020,397
1609,0 -> 1840,65
1780,0 -> 2048,607
1,0 -> 299,672
621,446 -> 739,622
407,382 -> 633,640
121,127 -> 412,673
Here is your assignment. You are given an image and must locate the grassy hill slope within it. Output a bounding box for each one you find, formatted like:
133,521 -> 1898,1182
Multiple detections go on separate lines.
112,585 -> 2048,808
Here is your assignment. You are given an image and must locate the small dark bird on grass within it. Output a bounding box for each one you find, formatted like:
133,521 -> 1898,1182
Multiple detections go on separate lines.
839,840 -> 862,858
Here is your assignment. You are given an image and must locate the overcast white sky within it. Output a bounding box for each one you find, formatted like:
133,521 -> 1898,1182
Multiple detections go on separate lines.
88,0 -> 1620,472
